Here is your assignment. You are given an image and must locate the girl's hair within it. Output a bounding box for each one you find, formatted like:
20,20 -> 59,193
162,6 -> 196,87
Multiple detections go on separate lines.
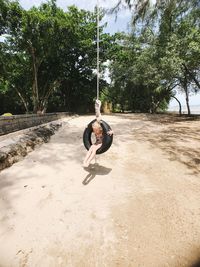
92,121 -> 102,130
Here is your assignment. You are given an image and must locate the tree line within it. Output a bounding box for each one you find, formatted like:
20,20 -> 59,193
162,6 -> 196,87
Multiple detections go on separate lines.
108,0 -> 200,114
0,0 -> 200,114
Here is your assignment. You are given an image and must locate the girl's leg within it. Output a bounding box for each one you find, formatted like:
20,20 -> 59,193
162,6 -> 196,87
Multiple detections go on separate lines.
85,144 -> 101,166
83,146 -> 93,167
83,146 -> 92,162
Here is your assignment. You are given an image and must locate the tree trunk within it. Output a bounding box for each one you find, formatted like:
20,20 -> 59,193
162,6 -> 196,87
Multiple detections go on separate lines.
14,88 -> 29,113
120,103 -> 124,112
39,80 -> 60,113
171,96 -> 182,115
28,40 -> 39,113
32,56 -> 39,113
183,78 -> 191,115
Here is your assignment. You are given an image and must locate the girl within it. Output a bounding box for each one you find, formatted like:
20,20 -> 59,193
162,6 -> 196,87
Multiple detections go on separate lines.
83,121 -> 113,167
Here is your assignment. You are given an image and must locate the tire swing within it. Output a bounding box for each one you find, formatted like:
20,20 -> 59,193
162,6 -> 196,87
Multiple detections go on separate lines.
83,119 -> 113,154
83,0 -> 113,155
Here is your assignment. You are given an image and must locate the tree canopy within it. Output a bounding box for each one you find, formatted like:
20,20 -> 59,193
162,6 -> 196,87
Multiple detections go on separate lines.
0,0 -> 200,114
0,0 -> 112,113
107,0 -> 200,113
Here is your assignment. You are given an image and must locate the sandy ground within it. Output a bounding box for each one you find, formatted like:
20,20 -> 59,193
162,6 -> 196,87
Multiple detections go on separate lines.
0,114 -> 200,267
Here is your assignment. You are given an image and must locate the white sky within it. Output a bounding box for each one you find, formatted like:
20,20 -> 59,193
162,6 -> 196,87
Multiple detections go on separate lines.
19,0 -> 132,34
169,92 -> 200,109
19,0 -> 124,11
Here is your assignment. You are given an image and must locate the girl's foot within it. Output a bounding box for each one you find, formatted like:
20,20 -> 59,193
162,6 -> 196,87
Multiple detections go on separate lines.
83,162 -> 89,168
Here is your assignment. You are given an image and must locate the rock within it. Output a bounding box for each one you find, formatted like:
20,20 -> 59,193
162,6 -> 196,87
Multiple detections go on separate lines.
0,122 -> 62,171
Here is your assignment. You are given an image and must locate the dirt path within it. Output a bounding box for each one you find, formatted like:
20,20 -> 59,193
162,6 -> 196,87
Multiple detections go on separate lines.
0,114 -> 200,267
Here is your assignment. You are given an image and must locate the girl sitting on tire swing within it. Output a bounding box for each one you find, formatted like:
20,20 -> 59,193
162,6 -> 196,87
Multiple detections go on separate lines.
83,100 -> 113,168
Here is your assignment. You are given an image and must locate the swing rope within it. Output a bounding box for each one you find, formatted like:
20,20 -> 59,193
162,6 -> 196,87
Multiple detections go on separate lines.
97,0 -> 100,100
83,0 -> 113,155
95,0 -> 101,122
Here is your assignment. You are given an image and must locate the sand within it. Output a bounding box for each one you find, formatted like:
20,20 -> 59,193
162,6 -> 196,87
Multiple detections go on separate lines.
0,114 -> 200,267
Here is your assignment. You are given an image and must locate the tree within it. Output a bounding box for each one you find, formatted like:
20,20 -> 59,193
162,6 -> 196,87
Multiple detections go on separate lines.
109,0 -> 200,114
0,1 -> 112,114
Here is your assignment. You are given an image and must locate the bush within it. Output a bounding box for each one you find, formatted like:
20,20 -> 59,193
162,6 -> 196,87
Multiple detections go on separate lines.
2,113 -> 13,116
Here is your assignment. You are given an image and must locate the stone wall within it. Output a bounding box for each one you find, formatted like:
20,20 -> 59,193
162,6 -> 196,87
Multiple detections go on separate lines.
0,112 -> 70,136
0,121 -> 63,171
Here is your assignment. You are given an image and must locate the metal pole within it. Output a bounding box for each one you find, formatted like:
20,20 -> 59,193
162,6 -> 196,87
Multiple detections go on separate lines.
97,0 -> 99,100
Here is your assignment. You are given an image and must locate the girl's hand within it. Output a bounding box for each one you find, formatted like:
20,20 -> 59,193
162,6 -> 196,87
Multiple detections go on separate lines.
107,130 -> 113,136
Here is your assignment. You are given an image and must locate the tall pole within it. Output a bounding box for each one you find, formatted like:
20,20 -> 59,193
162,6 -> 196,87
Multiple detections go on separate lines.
97,0 -> 100,100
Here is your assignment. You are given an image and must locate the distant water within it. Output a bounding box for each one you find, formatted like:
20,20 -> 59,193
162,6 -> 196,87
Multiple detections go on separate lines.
168,105 -> 200,114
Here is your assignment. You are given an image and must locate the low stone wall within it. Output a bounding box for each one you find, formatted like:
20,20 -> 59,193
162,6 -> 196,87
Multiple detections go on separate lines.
0,112 -> 70,136
0,121 -> 63,171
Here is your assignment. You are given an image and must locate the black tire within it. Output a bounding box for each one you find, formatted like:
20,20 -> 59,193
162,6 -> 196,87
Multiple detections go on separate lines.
83,119 -> 113,154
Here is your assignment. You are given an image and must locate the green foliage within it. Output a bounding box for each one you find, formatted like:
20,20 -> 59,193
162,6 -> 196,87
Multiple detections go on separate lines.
106,0 -> 200,113
2,112 -> 12,116
0,0 -> 111,114
1,0 -> 200,115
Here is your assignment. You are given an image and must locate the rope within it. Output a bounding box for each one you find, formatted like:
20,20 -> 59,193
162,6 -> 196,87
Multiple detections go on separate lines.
95,99 -> 101,121
97,0 -> 100,100
94,0 -> 102,122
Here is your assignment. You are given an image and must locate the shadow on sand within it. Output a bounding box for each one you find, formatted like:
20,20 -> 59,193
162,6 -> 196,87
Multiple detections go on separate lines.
190,259 -> 200,267
82,163 -> 112,185
114,113 -> 200,175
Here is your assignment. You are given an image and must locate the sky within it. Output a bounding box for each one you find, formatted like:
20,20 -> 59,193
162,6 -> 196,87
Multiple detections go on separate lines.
168,92 -> 200,109
6,0 -> 200,108
18,0 -> 132,34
